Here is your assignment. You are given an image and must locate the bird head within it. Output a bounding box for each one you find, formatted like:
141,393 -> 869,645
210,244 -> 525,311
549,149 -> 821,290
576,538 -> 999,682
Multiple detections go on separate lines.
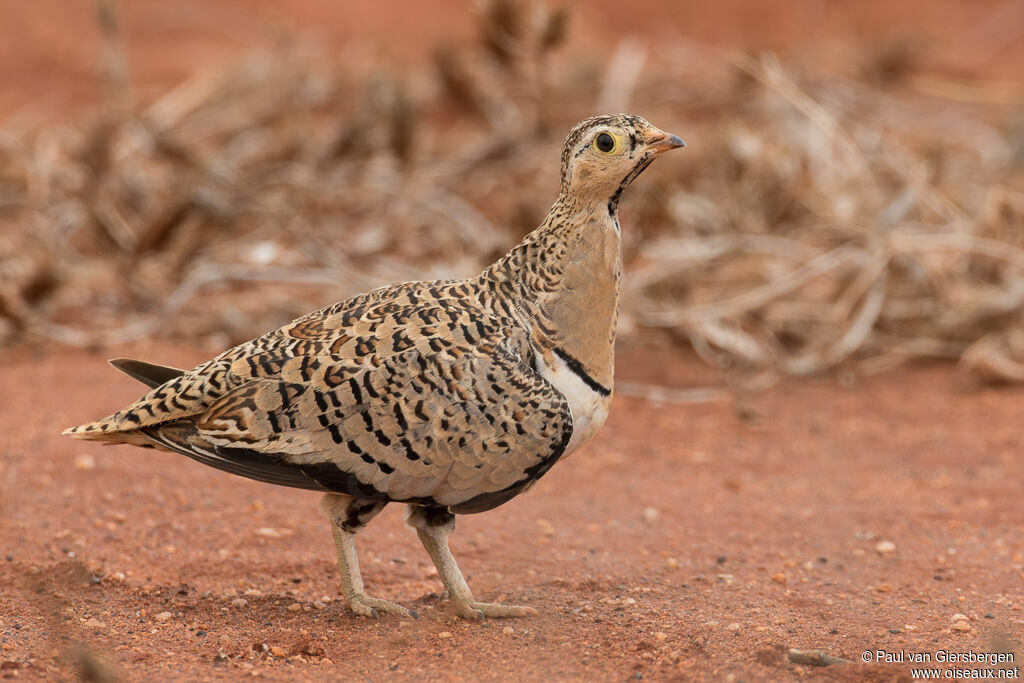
558,114 -> 685,213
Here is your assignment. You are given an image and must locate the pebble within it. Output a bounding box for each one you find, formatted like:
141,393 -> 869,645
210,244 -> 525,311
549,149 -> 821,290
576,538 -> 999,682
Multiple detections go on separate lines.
255,527 -> 292,538
654,632 -> 668,641
952,621 -> 971,632
73,454 -> 95,471
269,646 -> 287,658
83,618 -> 106,629
875,541 -> 897,554
154,611 -> 172,622
951,614 -> 968,622
437,631 -> 452,639
876,583 -> 893,593
665,558 -> 679,569
287,603 -> 302,612
642,507 -> 659,523
726,623 -> 741,633
231,598 -> 248,608
502,626 -> 515,636
245,589 -> 263,597
771,572 -> 787,584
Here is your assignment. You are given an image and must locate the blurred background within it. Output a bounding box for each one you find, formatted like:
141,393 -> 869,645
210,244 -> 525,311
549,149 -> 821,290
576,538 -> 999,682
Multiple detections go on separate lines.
2,0 -> 1024,390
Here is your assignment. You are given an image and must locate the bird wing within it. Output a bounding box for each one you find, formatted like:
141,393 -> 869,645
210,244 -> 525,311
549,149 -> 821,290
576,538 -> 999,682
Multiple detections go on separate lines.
65,282 -> 574,512
108,358 -> 186,389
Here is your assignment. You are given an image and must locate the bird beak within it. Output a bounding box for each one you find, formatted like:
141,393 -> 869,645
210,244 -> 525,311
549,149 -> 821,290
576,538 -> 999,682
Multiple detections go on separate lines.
646,130 -> 686,154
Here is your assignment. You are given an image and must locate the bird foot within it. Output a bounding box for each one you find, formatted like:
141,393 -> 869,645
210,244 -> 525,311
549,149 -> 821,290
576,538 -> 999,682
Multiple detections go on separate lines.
450,600 -> 538,621
346,594 -> 418,619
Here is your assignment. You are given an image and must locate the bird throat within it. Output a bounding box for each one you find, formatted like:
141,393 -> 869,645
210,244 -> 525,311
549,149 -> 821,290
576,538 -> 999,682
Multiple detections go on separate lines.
534,215 -> 620,393
485,199 -> 621,397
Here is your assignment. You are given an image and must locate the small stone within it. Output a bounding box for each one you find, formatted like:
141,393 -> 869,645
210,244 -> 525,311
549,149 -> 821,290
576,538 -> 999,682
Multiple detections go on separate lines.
437,631 -> 452,638
73,454 -> 95,470
269,646 -> 287,658
771,572 -> 787,584
726,623 -> 740,632
231,598 -> 248,608
244,589 -> 263,597
952,621 -> 971,632
654,632 -> 668,641
951,613 -> 969,622
985,613 -> 995,619
154,611 -> 172,622
196,630 -> 207,636
255,527 -> 292,538
83,618 -> 106,629
287,603 -> 302,612
502,626 -> 515,635
665,558 -> 679,569
876,583 -> 893,593
642,507 -> 659,523
875,541 -> 897,554
716,556 -> 727,564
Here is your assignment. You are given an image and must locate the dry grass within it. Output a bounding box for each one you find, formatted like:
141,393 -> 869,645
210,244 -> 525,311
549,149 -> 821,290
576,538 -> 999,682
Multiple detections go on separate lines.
1,1 -> 1023,388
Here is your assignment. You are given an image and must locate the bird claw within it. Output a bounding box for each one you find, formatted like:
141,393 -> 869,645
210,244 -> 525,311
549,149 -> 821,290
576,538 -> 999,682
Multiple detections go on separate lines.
452,600 -> 538,621
346,594 -> 417,619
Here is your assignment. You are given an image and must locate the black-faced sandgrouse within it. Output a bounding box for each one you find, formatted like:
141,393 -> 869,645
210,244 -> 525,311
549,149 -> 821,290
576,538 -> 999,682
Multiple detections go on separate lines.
65,114 -> 685,620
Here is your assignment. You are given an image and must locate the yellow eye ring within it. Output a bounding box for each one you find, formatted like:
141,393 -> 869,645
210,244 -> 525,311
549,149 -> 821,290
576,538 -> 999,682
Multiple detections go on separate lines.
593,132 -> 619,154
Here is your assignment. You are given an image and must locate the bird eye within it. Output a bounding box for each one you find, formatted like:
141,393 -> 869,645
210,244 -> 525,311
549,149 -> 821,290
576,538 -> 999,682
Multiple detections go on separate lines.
594,132 -> 616,153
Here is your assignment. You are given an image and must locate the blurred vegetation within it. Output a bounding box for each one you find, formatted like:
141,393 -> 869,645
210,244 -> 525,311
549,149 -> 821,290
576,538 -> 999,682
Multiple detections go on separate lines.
1,0 -> 1023,388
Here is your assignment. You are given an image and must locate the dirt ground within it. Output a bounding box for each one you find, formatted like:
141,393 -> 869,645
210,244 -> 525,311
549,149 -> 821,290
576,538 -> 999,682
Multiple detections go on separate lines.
2,0 -> 1022,119
1,343 -> 1022,681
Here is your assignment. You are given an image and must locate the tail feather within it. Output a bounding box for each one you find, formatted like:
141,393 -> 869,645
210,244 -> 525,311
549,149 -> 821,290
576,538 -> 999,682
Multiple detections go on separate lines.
63,422 -> 156,447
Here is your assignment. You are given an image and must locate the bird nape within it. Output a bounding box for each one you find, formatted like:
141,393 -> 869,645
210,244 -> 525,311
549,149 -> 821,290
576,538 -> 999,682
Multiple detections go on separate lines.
64,114 -> 685,621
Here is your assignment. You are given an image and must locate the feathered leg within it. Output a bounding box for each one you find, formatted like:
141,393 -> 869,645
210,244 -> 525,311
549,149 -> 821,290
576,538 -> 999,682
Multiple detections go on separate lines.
406,505 -> 537,620
321,494 -> 416,618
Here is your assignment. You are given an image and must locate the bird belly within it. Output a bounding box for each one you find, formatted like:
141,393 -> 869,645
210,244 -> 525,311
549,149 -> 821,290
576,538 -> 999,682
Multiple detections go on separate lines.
536,353 -> 611,455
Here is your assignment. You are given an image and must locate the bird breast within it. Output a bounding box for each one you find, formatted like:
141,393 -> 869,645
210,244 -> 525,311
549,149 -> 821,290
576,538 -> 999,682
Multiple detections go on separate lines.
535,352 -> 611,455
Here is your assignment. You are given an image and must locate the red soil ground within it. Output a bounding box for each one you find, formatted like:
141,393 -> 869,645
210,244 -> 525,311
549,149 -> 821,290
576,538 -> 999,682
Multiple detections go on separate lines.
2,0 -> 1021,119
1,343 -> 1022,680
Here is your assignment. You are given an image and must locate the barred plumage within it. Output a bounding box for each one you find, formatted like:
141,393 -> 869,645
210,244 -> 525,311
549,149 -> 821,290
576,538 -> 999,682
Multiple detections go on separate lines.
65,114 -> 684,620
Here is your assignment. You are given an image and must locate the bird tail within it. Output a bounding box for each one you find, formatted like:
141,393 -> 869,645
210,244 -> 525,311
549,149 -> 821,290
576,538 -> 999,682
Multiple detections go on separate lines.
63,419 -> 152,446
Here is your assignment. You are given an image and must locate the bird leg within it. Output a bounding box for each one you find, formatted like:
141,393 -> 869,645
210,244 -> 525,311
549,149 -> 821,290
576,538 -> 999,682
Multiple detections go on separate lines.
406,505 -> 538,620
321,494 -> 416,619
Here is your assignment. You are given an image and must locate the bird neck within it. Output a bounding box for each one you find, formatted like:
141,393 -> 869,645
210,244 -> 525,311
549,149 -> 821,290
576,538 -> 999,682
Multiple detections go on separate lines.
482,192 -> 621,392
